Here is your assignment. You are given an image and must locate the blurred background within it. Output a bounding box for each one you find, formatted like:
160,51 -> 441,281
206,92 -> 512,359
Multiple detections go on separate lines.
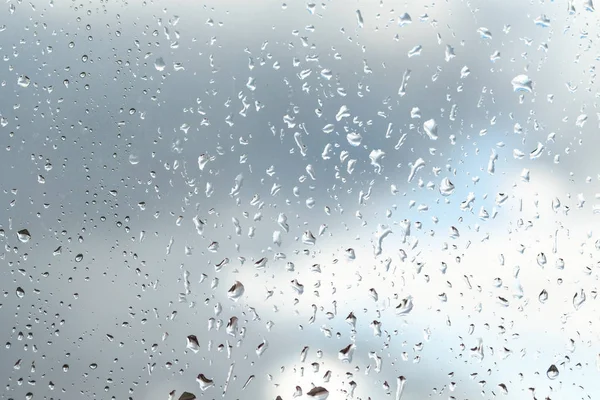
1,0 -> 600,399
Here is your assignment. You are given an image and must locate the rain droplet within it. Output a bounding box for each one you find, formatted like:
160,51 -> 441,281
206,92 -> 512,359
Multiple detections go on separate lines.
439,178 -> 455,196
17,229 -> 31,243
395,297 -> 414,315
573,289 -> 586,310
423,119 -> 438,140
154,57 -> 166,71
398,13 -> 412,27
227,281 -> 245,301
511,75 -> 533,93
395,376 -> 407,400
186,335 -> 200,353
537,252 -> 547,267
128,154 -> 140,165
196,374 -> 214,391
346,132 -> 362,147
338,343 -> 355,363
256,340 -> 268,357
546,364 -> 559,379
17,75 -> 31,88
198,154 -> 210,171
407,45 -> 422,57
477,27 -> 492,39
307,386 -> 329,400
302,231 -> 316,245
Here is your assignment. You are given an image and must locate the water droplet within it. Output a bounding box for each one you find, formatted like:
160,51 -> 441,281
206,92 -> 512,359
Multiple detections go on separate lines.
423,119 -> 438,140
186,335 -> 200,353
227,281 -> 245,301
128,154 -> 139,165
356,10 -> 364,28
254,257 -> 267,269
346,132 -> 362,147
17,229 -> 31,243
573,289 -> 586,310
345,248 -> 356,260
17,75 -> 31,88
398,13 -> 412,27
256,340 -> 268,357
546,364 -> 559,379
407,45 -> 422,57
395,376 -> 407,400
302,231 -> 316,245
335,105 -> 350,121
534,14 -> 551,27
307,386 -> 329,400
241,375 -> 254,390
537,252 -> 547,267
395,297 -> 414,315
291,279 -> 304,295
16,287 -> 25,298
196,374 -> 214,391
477,27 -> 492,39
439,178 -> 455,196
511,75 -> 533,92
539,289 -> 548,303
338,343 -> 355,363
154,57 -> 166,71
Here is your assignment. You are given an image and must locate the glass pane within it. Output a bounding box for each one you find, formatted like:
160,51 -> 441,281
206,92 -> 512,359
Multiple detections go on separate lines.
1,1 -> 598,399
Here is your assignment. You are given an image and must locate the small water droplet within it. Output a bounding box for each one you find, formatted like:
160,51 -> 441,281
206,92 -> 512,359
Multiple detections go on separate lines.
17,75 -> 31,88
395,297 -> 414,315
17,229 -> 31,243
196,374 -> 214,391
423,119 -> 438,140
346,132 -> 362,147
439,178 -> 455,196
546,364 -> 559,379
186,335 -> 200,353
227,281 -> 245,301
154,57 -> 166,71
307,386 -> 329,400
511,75 -> 533,93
